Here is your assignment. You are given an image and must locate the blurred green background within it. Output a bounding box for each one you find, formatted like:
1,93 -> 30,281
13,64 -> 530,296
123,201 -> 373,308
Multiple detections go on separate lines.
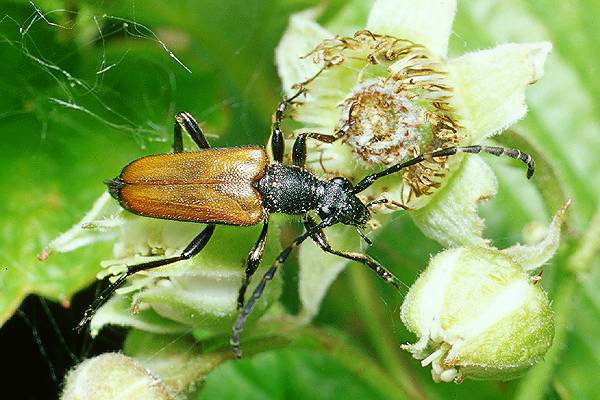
1,0 -> 599,399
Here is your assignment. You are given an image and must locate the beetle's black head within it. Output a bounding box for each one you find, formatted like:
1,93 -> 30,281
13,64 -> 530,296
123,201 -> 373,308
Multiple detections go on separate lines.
318,177 -> 370,226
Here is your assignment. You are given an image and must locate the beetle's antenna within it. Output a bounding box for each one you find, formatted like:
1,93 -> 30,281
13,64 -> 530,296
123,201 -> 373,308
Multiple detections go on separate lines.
352,145 -> 535,194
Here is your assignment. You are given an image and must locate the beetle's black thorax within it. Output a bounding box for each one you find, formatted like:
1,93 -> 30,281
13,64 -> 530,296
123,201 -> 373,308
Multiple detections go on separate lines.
256,163 -> 323,215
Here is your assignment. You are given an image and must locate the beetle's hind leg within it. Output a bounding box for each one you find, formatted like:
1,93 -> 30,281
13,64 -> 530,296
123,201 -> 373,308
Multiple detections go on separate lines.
173,112 -> 210,152
76,224 -> 216,331
237,219 -> 270,310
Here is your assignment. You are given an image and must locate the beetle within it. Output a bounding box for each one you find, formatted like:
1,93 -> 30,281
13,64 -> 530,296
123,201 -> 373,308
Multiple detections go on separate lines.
77,85 -> 535,358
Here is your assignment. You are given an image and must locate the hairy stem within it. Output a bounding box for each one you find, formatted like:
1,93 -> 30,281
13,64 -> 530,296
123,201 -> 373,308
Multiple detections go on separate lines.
495,130 -> 568,218
515,205 -> 600,399
201,320 -> 404,399
348,267 -> 427,400
568,207 -> 600,274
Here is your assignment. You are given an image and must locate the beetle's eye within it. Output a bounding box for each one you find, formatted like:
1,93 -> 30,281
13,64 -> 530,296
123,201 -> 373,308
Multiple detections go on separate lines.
331,177 -> 352,190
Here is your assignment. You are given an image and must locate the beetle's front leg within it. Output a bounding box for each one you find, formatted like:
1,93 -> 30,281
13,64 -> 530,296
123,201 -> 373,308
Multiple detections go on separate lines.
303,217 -> 405,291
270,88 -> 306,162
231,219 -> 332,358
291,109 -> 356,168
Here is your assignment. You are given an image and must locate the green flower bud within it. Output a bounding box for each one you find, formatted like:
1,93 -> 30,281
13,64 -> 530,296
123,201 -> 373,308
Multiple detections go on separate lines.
401,247 -> 553,382
400,204 -> 568,383
61,353 -> 171,400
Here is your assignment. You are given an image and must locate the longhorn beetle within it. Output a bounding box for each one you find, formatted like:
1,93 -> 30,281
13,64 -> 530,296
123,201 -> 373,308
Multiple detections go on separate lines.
77,84 -> 535,358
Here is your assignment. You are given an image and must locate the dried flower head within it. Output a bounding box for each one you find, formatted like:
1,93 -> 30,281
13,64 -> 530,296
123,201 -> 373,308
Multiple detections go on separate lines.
305,30 -> 463,202
277,0 -> 551,247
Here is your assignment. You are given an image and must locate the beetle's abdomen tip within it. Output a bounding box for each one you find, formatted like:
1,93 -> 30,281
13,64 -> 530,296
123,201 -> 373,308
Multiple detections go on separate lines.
105,178 -> 125,200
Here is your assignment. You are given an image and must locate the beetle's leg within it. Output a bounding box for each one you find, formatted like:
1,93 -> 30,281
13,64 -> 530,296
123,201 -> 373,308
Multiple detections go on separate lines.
291,120 -> 353,167
305,103 -> 356,144
271,99 -> 286,162
291,105 -> 355,167
291,133 -> 308,167
303,217 -> 406,291
270,93 -> 301,162
76,224 -> 216,331
352,145 -> 536,194
272,66 -> 341,164
230,229 -> 309,358
237,219 -> 270,310
173,112 -> 210,152
231,220 -> 331,358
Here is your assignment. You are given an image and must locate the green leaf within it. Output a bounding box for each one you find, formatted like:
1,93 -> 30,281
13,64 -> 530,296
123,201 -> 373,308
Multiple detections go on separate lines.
4,0 -> 600,399
0,1 -> 207,324
0,0 -> 319,325
124,329 -> 230,397
198,348 -> 388,400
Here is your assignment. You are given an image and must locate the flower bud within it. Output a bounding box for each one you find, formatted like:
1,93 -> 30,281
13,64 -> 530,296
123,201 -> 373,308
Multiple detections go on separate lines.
400,204 -> 568,382
401,247 -> 553,382
61,353 -> 171,400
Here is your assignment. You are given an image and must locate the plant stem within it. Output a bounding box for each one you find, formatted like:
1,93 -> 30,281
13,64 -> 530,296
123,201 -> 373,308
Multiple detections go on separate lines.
496,130 -> 568,218
513,266 -> 577,400
348,267 -> 427,400
201,321 -> 404,400
515,207 -> 600,399
301,326 -> 410,400
567,207 -> 600,274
